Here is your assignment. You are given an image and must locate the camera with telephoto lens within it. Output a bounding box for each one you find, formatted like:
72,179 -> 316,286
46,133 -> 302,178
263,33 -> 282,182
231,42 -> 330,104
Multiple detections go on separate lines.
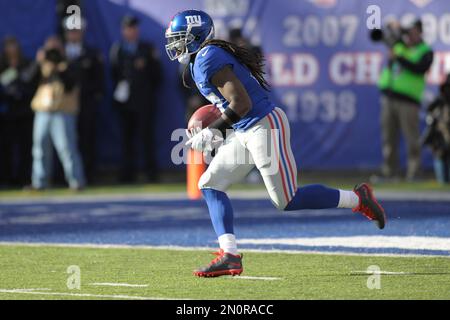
44,48 -> 64,64
370,23 -> 404,47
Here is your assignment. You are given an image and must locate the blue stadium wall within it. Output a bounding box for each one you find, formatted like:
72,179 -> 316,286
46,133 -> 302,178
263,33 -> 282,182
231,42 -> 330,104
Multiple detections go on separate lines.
2,0 -> 450,171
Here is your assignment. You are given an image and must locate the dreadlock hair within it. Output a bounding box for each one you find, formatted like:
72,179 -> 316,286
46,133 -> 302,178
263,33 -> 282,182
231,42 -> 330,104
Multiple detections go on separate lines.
182,39 -> 270,91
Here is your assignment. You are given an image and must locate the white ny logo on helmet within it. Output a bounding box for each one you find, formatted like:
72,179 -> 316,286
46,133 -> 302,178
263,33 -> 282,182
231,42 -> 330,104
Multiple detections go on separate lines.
185,15 -> 202,27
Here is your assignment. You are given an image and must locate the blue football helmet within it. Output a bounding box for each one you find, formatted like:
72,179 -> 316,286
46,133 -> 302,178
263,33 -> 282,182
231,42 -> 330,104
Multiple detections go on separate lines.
165,10 -> 215,64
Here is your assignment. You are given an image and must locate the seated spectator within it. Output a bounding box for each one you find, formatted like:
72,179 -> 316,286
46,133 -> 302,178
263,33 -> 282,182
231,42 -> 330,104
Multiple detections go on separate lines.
422,74 -> 450,184
28,35 -> 85,190
0,36 -> 36,187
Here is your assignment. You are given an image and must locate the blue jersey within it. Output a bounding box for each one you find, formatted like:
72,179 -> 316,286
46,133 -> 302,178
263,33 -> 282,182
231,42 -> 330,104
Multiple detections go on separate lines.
190,45 -> 274,131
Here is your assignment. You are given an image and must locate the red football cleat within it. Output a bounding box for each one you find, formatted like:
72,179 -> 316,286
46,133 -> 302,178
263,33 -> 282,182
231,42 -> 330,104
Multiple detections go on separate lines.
353,183 -> 387,229
194,249 -> 243,277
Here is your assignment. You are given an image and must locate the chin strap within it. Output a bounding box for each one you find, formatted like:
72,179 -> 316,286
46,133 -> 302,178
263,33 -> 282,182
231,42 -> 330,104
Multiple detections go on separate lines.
178,53 -> 191,65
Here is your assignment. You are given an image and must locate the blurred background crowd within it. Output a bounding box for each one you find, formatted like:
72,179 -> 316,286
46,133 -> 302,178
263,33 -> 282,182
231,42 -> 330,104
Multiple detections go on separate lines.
0,0 -> 265,190
0,0 -> 449,191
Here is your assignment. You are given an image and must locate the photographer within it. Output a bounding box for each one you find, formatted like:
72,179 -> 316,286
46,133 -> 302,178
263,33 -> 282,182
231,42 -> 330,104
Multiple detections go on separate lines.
63,17 -> 105,184
375,19 -> 434,182
29,35 -> 85,190
422,74 -> 450,184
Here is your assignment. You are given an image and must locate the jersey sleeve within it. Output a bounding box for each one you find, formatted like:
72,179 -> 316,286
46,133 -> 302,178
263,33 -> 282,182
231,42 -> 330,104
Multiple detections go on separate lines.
196,46 -> 234,83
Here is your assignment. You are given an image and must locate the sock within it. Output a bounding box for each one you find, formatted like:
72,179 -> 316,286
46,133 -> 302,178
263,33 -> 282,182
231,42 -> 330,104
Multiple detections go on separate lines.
284,184 -> 340,211
201,188 -> 234,236
218,233 -> 238,255
337,190 -> 360,209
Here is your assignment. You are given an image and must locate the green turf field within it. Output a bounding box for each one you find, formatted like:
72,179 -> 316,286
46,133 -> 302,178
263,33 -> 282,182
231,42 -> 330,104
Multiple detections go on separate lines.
0,244 -> 449,300
1,179 -> 450,199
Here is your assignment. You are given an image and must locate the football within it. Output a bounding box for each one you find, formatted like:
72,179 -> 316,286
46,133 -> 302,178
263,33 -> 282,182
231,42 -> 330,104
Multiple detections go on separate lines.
187,104 -> 222,131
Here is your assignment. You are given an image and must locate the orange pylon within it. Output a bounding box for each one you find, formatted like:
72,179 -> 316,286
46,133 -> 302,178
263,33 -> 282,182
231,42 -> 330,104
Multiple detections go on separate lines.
187,149 -> 206,200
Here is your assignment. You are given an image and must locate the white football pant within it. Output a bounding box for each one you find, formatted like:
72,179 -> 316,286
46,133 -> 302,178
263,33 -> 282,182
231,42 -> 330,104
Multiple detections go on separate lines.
198,107 -> 298,210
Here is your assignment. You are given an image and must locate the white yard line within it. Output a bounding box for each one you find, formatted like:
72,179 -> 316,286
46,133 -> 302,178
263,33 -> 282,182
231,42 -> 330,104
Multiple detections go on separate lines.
6,288 -> 51,292
228,276 -> 282,281
0,241 -> 449,258
0,289 -> 183,300
350,271 -> 410,275
89,282 -> 148,288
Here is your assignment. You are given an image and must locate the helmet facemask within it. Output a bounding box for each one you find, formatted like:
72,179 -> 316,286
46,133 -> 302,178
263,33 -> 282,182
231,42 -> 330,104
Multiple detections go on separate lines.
165,25 -> 196,62
165,24 -> 215,64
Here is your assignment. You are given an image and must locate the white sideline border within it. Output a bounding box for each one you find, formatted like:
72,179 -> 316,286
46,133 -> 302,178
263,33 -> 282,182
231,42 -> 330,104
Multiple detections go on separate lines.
237,236 -> 450,252
0,241 -> 449,258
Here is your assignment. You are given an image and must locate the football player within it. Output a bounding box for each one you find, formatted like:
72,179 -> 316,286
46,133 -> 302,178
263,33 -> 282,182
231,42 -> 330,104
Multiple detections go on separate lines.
166,10 -> 386,277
